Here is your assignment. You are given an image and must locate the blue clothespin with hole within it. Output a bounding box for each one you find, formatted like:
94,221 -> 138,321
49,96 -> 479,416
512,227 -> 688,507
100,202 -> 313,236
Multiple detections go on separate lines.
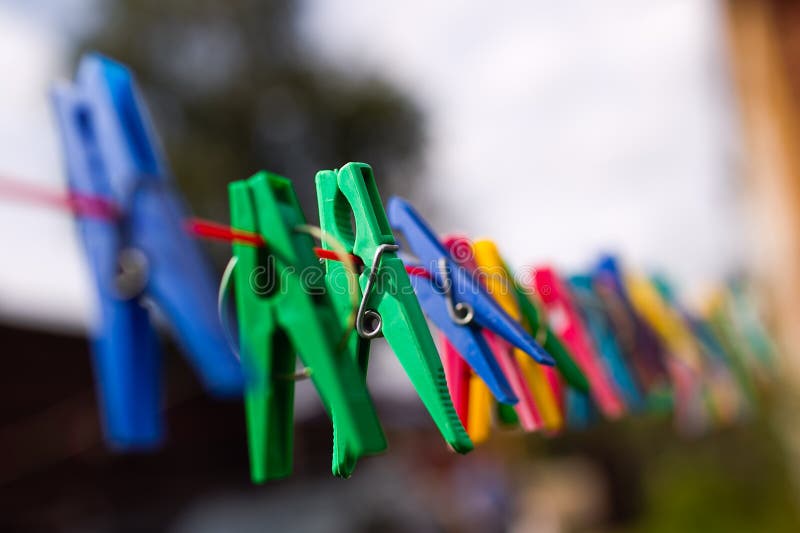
51,53 -> 243,449
387,197 -> 555,405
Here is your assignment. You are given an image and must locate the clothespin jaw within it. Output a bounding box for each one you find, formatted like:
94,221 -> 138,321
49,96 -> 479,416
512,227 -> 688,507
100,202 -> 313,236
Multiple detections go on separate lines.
387,197 -> 554,367
316,163 -> 472,461
51,53 -> 242,449
440,335 -> 472,429
230,171 -> 386,483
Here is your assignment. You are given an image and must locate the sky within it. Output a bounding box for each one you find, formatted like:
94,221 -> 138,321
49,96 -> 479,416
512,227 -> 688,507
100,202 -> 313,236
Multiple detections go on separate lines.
0,0 -> 745,336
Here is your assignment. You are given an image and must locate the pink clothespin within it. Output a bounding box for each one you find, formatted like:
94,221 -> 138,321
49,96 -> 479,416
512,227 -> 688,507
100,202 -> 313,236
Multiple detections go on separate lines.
530,266 -> 625,419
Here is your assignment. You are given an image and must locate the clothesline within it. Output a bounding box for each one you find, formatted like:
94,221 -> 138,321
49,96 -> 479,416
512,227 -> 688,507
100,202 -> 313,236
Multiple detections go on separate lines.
0,177 -> 433,279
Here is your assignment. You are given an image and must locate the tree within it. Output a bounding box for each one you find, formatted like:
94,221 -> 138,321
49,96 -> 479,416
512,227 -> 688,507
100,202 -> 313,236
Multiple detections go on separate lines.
78,0 -> 424,227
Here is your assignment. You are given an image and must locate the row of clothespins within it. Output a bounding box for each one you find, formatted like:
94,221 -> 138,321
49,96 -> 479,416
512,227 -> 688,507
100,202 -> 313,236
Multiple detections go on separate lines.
1,53 -> 777,485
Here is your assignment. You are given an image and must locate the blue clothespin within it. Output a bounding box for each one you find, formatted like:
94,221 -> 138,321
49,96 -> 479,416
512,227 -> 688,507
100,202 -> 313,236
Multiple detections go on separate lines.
51,53 -> 243,449
387,197 -> 554,405
568,274 -> 645,412
565,389 -> 596,430
593,255 -> 669,395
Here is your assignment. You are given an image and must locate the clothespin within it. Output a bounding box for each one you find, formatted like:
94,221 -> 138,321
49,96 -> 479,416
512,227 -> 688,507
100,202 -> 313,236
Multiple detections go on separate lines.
509,268 -> 596,426
504,264 -> 589,393
625,275 -> 703,371
387,199 -> 564,431
565,388 -> 596,430
229,171 -> 386,483
703,288 -> 759,406
592,255 -> 671,402
472,240 -> 563,433
626,274 -> 709,433
385,201 -> 527,403
316,163 -> 472,474
727,279 -> 777,371
51,53 -> 243,449
529,266 -> 626,419
652,276 -> 748,425
427,236 -> 520,443
441,333 -> 472,429
386,201 -> 553,367
568,275 -> 644,412
436,235 -> 507,439
424,234 -> 548,440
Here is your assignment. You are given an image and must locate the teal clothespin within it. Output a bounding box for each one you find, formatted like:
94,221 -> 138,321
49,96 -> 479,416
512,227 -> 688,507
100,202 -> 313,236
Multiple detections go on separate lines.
316,162 -> 472,477
229,171 -> 387,483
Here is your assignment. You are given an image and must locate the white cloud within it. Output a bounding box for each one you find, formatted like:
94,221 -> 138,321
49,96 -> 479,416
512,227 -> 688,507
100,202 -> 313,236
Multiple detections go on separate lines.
300,0 -> 744,292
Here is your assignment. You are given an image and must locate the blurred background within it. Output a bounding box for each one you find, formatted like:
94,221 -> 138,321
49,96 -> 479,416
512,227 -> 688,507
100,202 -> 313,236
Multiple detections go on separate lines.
2,0 -> 800,531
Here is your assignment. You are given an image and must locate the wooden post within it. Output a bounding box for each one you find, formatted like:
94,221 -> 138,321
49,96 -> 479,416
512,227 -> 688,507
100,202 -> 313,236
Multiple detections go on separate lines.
724,0 -> 800,378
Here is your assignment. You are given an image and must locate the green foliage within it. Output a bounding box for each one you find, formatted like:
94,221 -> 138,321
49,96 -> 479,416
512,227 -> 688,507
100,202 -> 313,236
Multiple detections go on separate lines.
77,0 -> 424,224
544,408 -> 800,532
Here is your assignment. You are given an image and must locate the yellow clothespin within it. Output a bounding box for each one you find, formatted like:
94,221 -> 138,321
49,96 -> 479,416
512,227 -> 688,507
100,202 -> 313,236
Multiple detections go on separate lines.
473,239 -> 563,433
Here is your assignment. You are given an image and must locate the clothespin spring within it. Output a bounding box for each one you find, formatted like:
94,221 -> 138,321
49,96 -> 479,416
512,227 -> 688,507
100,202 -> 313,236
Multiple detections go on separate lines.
356,244 -> 400,339
114,247 -> 150,299
218,224 -> 362,382
437,258 -> 474,326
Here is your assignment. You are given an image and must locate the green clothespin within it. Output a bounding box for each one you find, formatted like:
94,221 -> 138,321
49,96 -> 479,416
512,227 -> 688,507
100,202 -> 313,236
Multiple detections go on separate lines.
503,261 -> 590,392
317,162 -> 472,477
496,402 -> 520,426
229,171 -> 387,483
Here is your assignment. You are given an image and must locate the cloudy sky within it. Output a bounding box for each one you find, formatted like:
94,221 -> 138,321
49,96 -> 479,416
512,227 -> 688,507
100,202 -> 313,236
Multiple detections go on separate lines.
0,0 -> 745,334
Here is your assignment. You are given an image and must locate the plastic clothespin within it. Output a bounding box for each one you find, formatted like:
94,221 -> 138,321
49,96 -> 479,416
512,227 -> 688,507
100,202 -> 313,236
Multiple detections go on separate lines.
592,255 -> 671,402
316,163 -> 472,474
229,171 -> 387,483
504,262 -> 590,394
383,204 -> 521,405
568,275 -> 644,412
472,240 -> 563,433
386,199 -> 560,417
626,274 -> 710,433
436,236 -> 511,443
387,199 -> 554,366
441,334 -> 472,429
437,235 -> 503,439
430,234 -> 545,441
652,276 -> 748,425
51,53 -> 243,449
702,288 -> 759,407
530,266 -> 626,419
625,275 -> 703,371
727,279 -> 778,370
565,388 -> 596,430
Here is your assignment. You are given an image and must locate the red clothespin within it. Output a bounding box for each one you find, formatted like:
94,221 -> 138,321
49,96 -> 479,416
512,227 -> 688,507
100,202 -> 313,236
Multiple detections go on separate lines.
530,266 -> 625,419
